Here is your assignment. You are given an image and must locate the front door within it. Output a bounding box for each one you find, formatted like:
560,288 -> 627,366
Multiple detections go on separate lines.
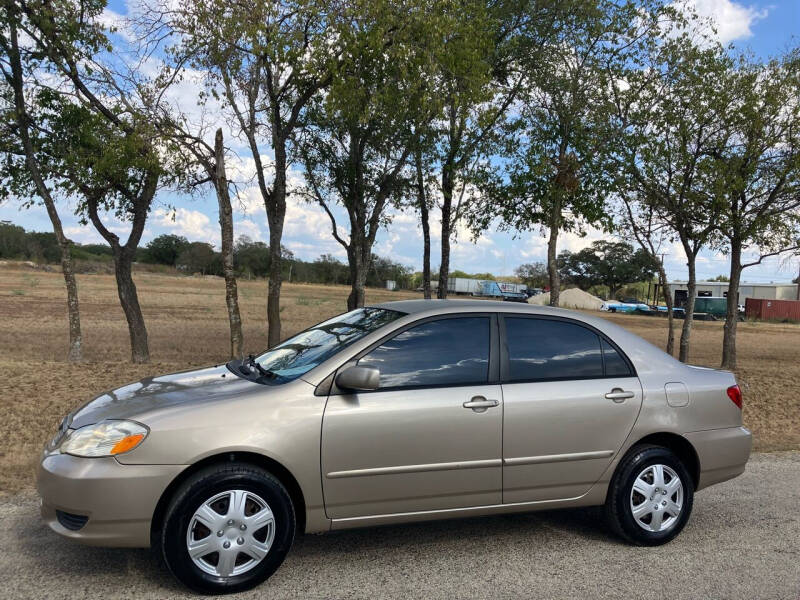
321,315 -> 502,519
500,316 -> 643,503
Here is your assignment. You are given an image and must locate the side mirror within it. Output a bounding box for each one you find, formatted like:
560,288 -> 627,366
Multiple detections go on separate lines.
336,366 -> 380,391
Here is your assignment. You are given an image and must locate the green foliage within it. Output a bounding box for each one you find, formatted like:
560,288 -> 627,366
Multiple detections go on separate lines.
709,49 -> 800,260
558,240 -> 659,298
514,262 -> 549,289
450,270 -> 496,281
611,36 -> 736,261
0,222 -> 28,258
468,1 -> 669,238
177,242 -> 217,274
0,222 -> 61,262
299,0 -> 451,286
0,223 -> 110,262
142,234 -> 190,266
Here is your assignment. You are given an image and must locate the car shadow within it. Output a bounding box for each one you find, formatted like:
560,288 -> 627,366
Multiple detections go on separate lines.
17,505 -> 619,592
291,506 -> 617,560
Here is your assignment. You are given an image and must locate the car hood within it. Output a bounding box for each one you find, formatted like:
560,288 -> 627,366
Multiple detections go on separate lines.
69,364 -> 259,428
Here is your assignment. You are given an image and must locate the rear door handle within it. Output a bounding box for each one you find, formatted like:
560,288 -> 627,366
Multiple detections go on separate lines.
463,396 -> 499,412
605,388 -> 635,403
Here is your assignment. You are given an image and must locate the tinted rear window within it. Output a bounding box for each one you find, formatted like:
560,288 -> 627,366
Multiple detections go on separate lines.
359,317 -> 490,388
505,318 -> 604,381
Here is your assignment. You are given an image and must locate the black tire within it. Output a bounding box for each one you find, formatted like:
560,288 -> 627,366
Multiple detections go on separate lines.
160,463 -> 295,595
605,445 -> 694,546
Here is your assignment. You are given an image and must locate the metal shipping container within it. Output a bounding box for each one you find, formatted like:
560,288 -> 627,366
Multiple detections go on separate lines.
447,278 -> 482,295
745,298 -> 800,321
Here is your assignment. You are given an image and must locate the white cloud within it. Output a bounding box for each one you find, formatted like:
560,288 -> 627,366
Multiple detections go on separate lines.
153,207 -> 218,245
679,0 -> 769,44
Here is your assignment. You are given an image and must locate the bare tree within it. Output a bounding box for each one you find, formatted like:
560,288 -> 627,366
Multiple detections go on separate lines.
164,0 -> 343,346
151,109 -> 245,358
619,194 -> 676,355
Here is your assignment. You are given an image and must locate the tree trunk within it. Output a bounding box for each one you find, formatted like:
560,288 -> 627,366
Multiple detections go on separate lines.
347,244 -> 368,310
7,18 -> 82,361
658,265 -> 675,356
546,195 -> 562,307
265,141 -> 288,348
59,243 -> 83,362
415,149 -> 431,299
678,247 -> 697,363
721,242 -> 742,370
214,129 -> 244,359
112,247 -> 149,363
437,161 -> 454,300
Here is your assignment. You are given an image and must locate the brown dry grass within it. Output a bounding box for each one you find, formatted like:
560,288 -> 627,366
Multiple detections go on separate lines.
1,264 -> 798,496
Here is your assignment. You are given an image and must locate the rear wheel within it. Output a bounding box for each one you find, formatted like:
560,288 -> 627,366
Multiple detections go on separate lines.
605,445 -> 694,545
160,463 -> 295,594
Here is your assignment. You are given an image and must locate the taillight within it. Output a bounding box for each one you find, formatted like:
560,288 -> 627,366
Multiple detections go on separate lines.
727,385 -> 743,409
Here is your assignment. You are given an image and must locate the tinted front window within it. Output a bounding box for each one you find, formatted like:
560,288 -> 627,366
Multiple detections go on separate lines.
602,338 -> 632,376
359,317 -> 490,388
506,318 -> 603,381
254,308 -> 404,381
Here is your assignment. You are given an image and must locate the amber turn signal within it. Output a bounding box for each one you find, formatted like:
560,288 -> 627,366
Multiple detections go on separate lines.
110,433 -> 146,455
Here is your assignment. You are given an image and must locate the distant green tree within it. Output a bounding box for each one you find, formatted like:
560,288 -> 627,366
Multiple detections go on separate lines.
233,236 -> 270,279
143,234 -> 190,266
449,270 -> 496,281
177,242 -> 216,275
0,222 -> 27,258
312,254 -> 348,285
558,241 -> 659,299
367,255 -> 414,289
514,262 -> 549,289
25,232 -> 60,263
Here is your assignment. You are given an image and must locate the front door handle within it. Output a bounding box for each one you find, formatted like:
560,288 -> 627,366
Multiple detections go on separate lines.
463,396 -> 500,412
605,388 -> 635,403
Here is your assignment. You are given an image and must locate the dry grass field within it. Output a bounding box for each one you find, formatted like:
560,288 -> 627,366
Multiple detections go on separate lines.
1,263 -> 798,497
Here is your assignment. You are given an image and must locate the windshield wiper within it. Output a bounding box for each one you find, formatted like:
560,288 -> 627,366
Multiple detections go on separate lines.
244,354 -> 278,379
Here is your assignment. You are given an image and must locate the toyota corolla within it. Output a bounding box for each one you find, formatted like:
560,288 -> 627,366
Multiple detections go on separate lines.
38,300 -> 751,594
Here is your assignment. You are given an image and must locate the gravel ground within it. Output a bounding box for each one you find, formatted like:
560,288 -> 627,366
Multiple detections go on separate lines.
3,452 -> 799,600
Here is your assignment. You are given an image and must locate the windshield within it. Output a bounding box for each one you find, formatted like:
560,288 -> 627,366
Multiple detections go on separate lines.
251,307 -> 405,382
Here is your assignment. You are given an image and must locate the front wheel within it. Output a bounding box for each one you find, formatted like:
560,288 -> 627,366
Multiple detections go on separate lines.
159,463 -> 295,594
605,445 -> 694,545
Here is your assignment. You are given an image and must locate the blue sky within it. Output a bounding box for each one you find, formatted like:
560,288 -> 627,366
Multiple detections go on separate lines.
2,0 -> 798,283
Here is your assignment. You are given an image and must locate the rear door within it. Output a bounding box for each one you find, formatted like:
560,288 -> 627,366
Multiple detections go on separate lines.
321,314 -> 503,519
500,315 -> 643,503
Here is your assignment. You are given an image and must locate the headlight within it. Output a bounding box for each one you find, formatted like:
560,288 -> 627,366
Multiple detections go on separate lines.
60,420 -> 149,458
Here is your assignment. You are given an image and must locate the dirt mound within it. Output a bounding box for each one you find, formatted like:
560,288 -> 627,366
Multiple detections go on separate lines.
527,287 -> 605,310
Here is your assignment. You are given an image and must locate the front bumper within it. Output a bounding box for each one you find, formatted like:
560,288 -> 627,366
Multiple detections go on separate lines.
37,452 -> 187,547
685,426 -> 752,491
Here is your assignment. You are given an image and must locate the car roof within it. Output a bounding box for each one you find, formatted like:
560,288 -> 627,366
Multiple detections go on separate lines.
370,298 -> 551,314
